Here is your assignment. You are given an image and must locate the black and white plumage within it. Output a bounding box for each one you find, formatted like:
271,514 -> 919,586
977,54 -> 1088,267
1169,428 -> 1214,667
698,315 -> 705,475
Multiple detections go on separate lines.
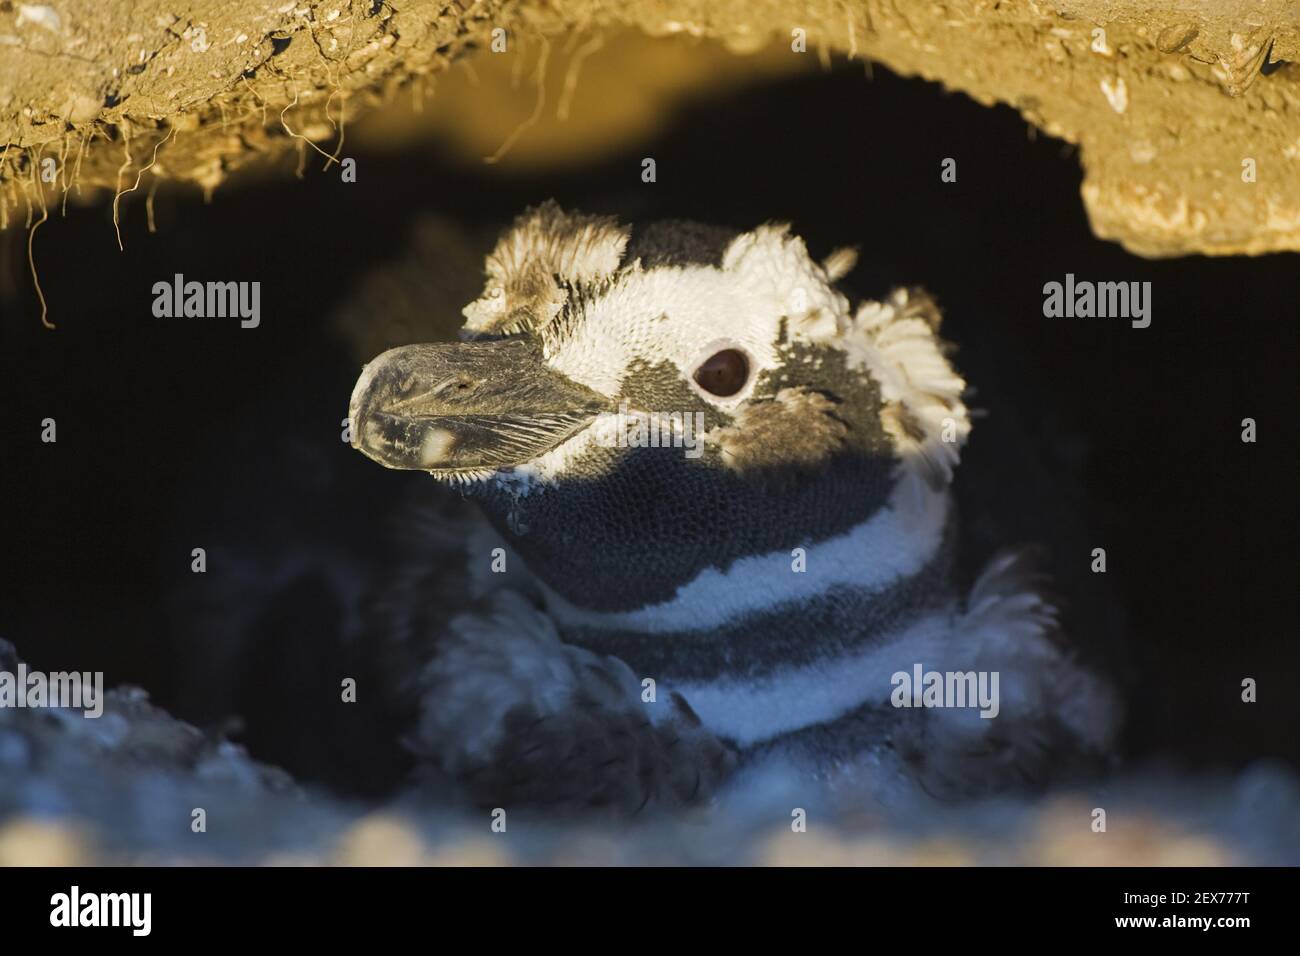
342,201 -> 1120,809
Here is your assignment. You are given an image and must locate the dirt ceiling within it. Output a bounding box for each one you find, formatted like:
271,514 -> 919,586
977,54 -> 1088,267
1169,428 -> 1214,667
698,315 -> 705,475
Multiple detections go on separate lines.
2,1 -> 1299,257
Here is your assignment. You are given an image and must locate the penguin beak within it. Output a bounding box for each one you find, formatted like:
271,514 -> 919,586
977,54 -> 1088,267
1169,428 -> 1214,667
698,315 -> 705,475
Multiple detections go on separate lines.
348,339 -> 611,472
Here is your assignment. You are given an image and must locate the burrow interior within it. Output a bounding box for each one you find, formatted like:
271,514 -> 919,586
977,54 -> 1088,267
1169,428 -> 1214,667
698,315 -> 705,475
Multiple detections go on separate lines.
2,57 -> 1296,800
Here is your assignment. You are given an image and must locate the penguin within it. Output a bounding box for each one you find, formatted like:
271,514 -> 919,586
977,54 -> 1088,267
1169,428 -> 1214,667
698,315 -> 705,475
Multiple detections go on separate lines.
345,201 -> 1121,810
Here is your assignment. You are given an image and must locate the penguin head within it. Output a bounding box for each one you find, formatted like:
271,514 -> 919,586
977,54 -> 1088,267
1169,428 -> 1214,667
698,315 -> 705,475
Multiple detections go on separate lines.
349,202 -> 970,613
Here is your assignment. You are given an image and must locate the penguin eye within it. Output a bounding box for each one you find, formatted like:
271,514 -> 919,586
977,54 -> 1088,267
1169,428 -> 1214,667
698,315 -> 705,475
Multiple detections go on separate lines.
692,348 -> 749,397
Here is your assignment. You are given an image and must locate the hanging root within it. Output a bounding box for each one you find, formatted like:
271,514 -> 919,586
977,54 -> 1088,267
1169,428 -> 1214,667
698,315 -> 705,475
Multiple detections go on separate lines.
111,122 -> 135,252
280,89 -> 347,171
113,126 -> 175,252
27,148 -> 52,330
485,34 -> 552,164
319,87 -> 348,171
65,127 -> 90,216
557,31 -> 604,122
0,143 -> 11,232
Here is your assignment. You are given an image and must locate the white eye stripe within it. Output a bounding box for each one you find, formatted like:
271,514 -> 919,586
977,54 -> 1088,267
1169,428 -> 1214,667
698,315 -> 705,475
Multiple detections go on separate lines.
545,268 -> 785,397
